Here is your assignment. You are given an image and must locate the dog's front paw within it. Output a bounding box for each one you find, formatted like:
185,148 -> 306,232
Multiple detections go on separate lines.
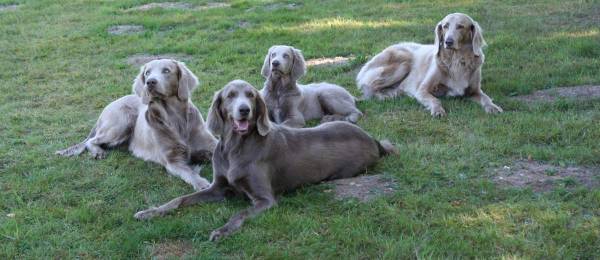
193,179 -> 211,191
430,106 -> 447,117
209,227 -> 232,242
134,207 -> 161,220
91,150 -> 107,160
484,103 -> 503,114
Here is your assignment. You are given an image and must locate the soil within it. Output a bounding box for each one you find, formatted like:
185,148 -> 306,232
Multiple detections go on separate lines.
326,174 -> 396,202
514,85 -> 600,102
491,160 -> 600,192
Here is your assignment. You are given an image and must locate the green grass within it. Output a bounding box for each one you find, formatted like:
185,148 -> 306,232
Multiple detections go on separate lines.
1,0 -> 600,258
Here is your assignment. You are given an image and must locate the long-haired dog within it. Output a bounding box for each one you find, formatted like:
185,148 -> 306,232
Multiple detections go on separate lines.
56,59 -> 217,190
356,13 -> 503,116
261,45 -> 362,127
133,80 -> 396,241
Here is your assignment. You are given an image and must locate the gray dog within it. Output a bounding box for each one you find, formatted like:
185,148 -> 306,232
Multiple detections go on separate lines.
134,80 -> 397,241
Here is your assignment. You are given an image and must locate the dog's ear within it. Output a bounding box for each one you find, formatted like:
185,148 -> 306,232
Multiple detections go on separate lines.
255,91 -> 272,136
471,22 -> 487,57
133,65 -> 150,104
207,90 -> 224,136
175,61 -> 199,102
290,47 -> 306,81
433,22 -> 444,56
261,49 -> 271,78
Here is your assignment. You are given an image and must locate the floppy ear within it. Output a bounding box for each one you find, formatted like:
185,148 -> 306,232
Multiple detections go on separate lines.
132,65 -> 150,104
206,90 -> 224,136
290,47 -> 306,81
255,91 -> 272,136
433,22 -> 444,56
471,22 -> 487,57
261,49 -> 271,78
175,61 -> 199,101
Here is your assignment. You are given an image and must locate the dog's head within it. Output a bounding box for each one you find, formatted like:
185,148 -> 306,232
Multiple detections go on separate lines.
207,80 -> 272,137
132,59 -> 199,104
261,45 -> 306,81
434,13 -> 486,57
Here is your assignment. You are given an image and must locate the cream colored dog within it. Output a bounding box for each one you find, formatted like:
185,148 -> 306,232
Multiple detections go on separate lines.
357,13 -> 502,116
56,59 -> 217,190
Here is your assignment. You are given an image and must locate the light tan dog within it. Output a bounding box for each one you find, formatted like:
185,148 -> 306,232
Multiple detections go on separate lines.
261,45 -> 362,127
56,59 -> 217,190
134,80 -> 396,241
356,13 -> 502,116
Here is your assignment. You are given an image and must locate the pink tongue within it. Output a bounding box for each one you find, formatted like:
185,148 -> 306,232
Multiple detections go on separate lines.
235,120 -> 249,131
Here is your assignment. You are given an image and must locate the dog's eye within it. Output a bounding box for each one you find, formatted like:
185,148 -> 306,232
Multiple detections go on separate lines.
162,68 -> 170,74
443,23 -> 449,29
271,52 -> 276,57
145,70 -> 151,76
246,91 -> 254,98
457,24 -> 464,29
283,53 -> 290,59
227,92 -> 236,99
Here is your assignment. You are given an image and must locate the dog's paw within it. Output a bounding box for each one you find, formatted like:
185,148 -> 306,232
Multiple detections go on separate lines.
484,104 -> 503,114
193,179 -> 211,191
209,227 -> 232,242
430,106 -> 447,117
91,150 -> 107,160
134,207 -> 160,220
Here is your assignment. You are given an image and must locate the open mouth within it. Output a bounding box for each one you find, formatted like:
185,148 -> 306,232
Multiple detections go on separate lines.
233,119 -> 249,134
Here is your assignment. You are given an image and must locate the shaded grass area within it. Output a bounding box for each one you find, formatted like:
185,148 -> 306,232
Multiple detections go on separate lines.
1,0 -> 599,258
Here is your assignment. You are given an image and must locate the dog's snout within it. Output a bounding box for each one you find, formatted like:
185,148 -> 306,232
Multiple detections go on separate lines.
445,38 -> 454,46
146,78 -> 158,88
239,105 -> 250,117
271,60 -> 280,67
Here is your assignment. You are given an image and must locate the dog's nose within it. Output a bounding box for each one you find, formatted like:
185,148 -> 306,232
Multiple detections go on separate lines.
146,78 -> 158,87
239,106 -> 250,117
445,38 -> 454,47
271,60 -> 280,67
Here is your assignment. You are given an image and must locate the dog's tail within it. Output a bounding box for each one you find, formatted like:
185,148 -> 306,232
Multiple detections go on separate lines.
376,139 -> 398,157
55,125 -> 97,157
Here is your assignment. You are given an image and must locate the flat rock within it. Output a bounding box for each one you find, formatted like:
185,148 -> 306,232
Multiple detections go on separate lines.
126,54 -> 192,67
108,25 -> 145,35
306,56 -> 354,67
514,85 -> 600,102
126,2 -> 194,12
327,174 -> 396,202
0,4 -> 18,12
491,160 -> 599,192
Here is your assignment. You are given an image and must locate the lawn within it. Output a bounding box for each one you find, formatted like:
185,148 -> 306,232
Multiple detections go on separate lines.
1,0 -> 599,258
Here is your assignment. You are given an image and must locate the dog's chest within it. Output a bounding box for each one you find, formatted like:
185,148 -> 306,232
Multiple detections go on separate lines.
444,56 -> 477,96
264,91 -> 300,123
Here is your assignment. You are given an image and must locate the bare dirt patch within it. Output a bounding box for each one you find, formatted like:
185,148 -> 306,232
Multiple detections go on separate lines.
491,160 -> 599,192
108,25 -> 145,35
0,4 -> 18,12
196,2 -> 230,10
126,53 -> 192,67
306,56 -> 354,67
246,3 -> 302,12
126,2 -> 194,12
148,240 -> 194,260
326,174 -> 396,202
514,85 -> 600,102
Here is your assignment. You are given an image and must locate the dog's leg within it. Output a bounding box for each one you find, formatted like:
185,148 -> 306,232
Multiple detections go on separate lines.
134,183 -> 226,220
467,75 -> 503,114
166,163 -> 210,190
414,72 -> 446,117
209,174 -> 275,241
